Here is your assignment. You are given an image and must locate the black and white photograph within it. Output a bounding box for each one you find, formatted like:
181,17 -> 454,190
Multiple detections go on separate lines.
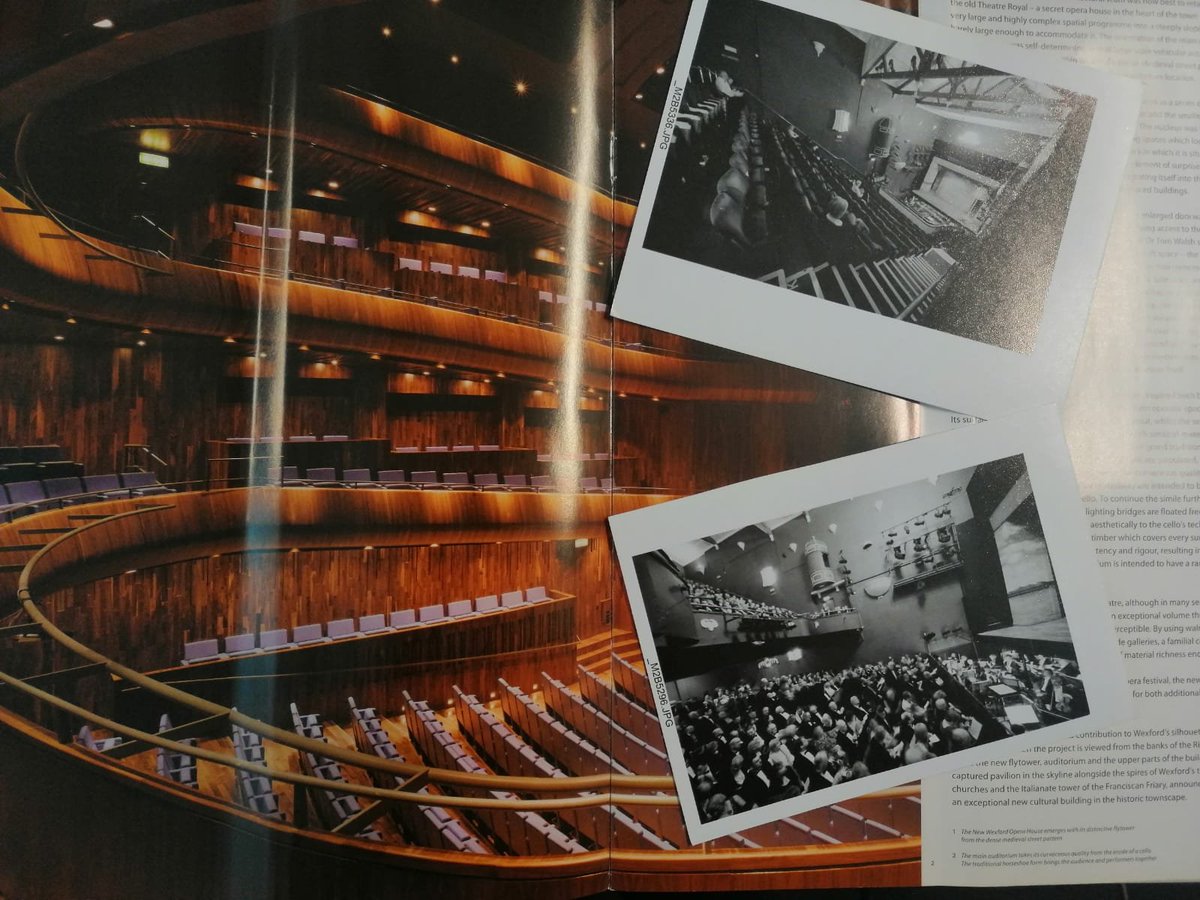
610,408 -> 1126,843
611,0 -> 1140,419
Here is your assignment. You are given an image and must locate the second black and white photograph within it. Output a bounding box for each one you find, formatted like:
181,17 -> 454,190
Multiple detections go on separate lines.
610,410 -> 1125,843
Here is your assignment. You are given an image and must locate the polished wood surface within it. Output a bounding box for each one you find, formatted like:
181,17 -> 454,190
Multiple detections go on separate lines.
0,187 -> 835,403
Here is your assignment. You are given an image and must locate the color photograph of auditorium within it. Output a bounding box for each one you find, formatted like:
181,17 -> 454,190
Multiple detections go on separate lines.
643,0 -> 1097,352
0,1 -> 927,897
631,454 -> 1088,827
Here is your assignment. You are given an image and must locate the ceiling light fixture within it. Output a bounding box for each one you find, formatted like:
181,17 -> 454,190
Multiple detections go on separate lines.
655,65 -> 666,75
93,18 -> 115,29
514,80 -> 529,95
381,25 -> 392,37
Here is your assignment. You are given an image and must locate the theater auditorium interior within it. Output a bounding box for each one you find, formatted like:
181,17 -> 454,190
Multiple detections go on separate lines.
633,454 -> 1088,814
644,0 -> 1096,350
0,1 -> 936,897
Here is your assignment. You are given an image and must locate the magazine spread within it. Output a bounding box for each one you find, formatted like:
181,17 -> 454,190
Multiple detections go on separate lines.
0,0 -> 1194,897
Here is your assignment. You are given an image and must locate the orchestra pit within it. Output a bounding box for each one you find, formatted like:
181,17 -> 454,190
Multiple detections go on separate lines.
0,1 -> 922,897
644,0 -> 1096,350
632,455 -> 1088,820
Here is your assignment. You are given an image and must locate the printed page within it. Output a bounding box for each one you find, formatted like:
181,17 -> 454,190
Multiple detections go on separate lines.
920,0 -> 1200,885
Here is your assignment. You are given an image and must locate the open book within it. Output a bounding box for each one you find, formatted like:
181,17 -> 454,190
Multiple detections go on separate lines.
0,0 -> 1194,896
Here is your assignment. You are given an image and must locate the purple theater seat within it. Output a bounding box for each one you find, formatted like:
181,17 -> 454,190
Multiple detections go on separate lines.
417,604 -> 445,623
326,618 -> 360,640
474,595 -> 499,613
425,445 -> 449,453
442,471 -> 470,485
410,470 -> 438,484
259,628 -> 290,651
224,633 -> 259,657
473,473 -> 499,487
358,613 -> 390,634
387,609 -> 416,629
305,467 -> 337,483
446,599 -> 475,618
5,480 -> 47,509
342,468 -> 373,485
83,474 -> 127,498
451,444 -> 474,452
525,586 -> 548,602
182,638 -> 224,665
478,444 -> 501,452
377,469 -> 407,485
500,590 -> 524,608
292,623 -> 328,645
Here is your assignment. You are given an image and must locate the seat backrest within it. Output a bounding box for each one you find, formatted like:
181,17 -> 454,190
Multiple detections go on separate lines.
389,609 -> 417,628
503,474 -> 528,487
183,639 -> 220,661
290,435 -> 317,442
600,477 -> 615,491
477,444 -> 500,451
6,481 -> 46,504
425,445 -> 449,453
525,586 -> 548,602
292,623 -> 323,643
446,599 -> 473,617
530,475 -> 552,488
83,474 -> 122,493
484,269 -> 507,283
411,470 -> 438,483
473,473 -> 499,486
327,618 -> 357,639
429,261 -> 453,275
224,633 -> 256,654
474,595 -> 499,613
579,476 -> 599,490
358,613 -> 386,632
500,590 -> 524,608
417,603 -> 445,623
259,628 -> 289,650
397,257 -> 423,272
377,470 -> 406,483
394,446 -> 419,453
43,476 -> 83,499
457,266 -> 480,279
442,471 -> 469,484
322,435 -> 349,441
342,468 -> 371,483
306,467 -> 336,481
121,471 -> 158,489
451,444 -> 474,452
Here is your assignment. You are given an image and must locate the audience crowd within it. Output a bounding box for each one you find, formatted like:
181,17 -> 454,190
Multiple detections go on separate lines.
674,649 -> 1086,822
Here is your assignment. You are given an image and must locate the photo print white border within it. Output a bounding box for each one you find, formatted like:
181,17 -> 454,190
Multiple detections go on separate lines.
609,405 -> 1129,844
611,0 -> 1141,420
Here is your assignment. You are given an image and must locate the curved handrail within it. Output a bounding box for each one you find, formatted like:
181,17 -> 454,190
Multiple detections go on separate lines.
12,503 -> 676,800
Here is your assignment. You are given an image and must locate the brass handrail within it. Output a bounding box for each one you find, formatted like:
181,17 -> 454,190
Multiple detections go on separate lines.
10,503 -> 677,800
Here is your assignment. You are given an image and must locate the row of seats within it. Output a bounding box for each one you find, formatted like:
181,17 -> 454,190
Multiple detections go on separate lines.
452,685 -> 672,851
0,460 -> 83,486
577,666 -> 664,752
1,471 -> 173,520
155,714 -> 198,789
610,654 -> 657,711
402,692 -> 585,855
230,717 -> 284,821
269,466 -> 616,493
181,585 -> 551,664
289,703 -> 383,841
348,698 -> 489,853
499,677 -> 698,848
708,109 -> 770,247
539,673 -> 669,776
775,121 -> 931,253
